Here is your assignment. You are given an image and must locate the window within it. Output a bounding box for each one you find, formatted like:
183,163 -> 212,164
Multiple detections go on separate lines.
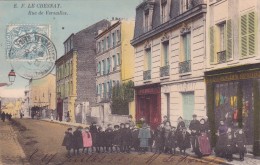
219,23 -> 226,51
99,84 -> 102,95
117,30 -> 120,42
112,33 -> 116,47
180,0 -> 190,13
107,58 -> 110,73
144,11 -> 149,32
240,12 -> 256,57
113,55 -> 117,70
182,32 -> 191,61
107,35 -> 110,49
161,2 -> 167,23
145,48 -> 152,70
102,60 -> 105,75
117,53 -> 120,65
98,62 -> 101,73
103,83 -> 107,98
162,41 -> 169,66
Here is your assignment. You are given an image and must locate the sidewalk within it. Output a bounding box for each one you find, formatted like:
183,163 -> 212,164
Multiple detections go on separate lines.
41,118 -> 89,128
0,120 -> 30,165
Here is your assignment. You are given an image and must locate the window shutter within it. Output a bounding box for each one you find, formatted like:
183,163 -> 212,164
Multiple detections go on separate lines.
248,12 -> 256,56
148,50 -> 152,70
240,14 -> 248,57
210,26 -> 215,63
226,19 -> 233,59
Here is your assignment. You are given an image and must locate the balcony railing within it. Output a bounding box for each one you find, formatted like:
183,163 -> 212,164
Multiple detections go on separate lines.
143,70 -> 151,80
160,65 -> 169,77
217,50 -> 226,64
179,60 -> 191,74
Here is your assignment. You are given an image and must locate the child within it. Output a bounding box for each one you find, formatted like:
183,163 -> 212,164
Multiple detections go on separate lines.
234,128 -> 246,161
169,126 -> 177,155
62,128 -> 73,157
177,127 -> 190,155
119,123 -> 125,152
82,127 -> 92,154
96,126 -> 105,153
154,123 -> 164,153
113,125 -> 121,153
123,123 -> 132,153
105,124 -> 114,153
131,126 -> 140,152
73,126 -> 83,156
225,128 -> 234,162
138,123 -> 151,154
163,121 -> 172,153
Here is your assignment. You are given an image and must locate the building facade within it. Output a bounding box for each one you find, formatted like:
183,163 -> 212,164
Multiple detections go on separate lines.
132,0 -> 207,128
29,74 -> 56,118
94,19 -> 135,125
56,20 -> 110,123
205,0 -> 260,154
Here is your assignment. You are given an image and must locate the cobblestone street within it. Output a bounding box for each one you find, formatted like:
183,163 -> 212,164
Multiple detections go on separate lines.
1,118 -> 260,165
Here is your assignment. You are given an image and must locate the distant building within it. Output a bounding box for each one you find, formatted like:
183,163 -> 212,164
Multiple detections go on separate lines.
131,0 -> 207,128
56,19 -> 110,123
93,19 -> 135,125
29,74 -> 56,118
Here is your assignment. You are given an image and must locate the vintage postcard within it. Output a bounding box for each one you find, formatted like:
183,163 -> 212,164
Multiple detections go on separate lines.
0,0 -> 260,164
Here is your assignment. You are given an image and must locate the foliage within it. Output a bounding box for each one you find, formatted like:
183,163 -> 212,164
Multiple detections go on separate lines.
111,80 -> 134,115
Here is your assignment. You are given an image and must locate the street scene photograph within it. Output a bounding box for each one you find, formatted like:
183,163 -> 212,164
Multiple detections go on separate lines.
0,0 -> 260,164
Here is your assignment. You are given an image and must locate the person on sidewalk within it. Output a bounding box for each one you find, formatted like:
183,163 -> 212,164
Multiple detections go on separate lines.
62,128 -> 73,157
97,126 -> 106,153
215,120 -> 228,157
90,122 -> 98,153
73,126 -> 83,156
162,115 -> 171,126
177,127 -> 191,155
169,126 -> 178,155
105,124 -> 114,153
163,121 -> 172,154
113,125 -> 121,153
154,123 -> 164,154
234,128 -> 246,161
138,123 -> 151,154
82,127 -> 92,154
119,123 -> 126,153
131,125 -> 140,152
176,117 -> 185,136
189,114 -> 200,152
224,128 -> 235,162
123,123 -> 132,153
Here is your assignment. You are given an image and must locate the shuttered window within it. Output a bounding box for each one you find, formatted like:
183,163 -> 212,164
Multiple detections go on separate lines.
182,32 -> 191,61
226,19 -> 233,59
146,49 -> 152,70
162,41 -> 169,66
240,12 -> 256,57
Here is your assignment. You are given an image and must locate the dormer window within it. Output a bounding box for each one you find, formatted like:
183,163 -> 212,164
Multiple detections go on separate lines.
144,10 -> 149,32
161,0 -> 170,23
180,0 -> 191,14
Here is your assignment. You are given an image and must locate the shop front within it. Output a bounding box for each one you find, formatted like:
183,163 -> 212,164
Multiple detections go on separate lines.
135,84 -> 161,129
205,64 -> 260,155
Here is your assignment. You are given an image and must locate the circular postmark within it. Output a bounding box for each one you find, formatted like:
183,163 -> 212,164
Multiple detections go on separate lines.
8,33 -> 56,80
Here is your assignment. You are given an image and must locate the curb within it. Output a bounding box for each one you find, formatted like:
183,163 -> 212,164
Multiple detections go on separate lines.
40,119 -> 89,128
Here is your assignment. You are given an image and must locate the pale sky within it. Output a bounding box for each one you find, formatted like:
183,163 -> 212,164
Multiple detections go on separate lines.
0,0 -> 141,98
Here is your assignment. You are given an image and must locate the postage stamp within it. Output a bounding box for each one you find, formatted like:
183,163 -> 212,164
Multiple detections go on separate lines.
8,32 -> 56,80
5,24 -> 55,80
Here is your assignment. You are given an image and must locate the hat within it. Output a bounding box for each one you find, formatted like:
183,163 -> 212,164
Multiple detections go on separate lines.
120,123 -> 125,126
67,128 -> 72,131
114,125 -> 120,129
192,114 -> 197,117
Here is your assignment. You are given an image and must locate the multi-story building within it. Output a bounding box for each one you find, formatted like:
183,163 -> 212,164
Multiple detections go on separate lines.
29,74 -> 56,117
56,20 -> 110,123
131,0 -> 207,128
94,19 -> 135,125
205,0 -> 260,155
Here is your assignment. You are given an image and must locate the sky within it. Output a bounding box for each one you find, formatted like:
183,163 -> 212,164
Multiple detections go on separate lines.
0,0 -> 141,98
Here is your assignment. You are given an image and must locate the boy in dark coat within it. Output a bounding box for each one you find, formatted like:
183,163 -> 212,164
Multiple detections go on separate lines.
177,127 -> 191,155
105,124 -> 114,153
119,123 -> 126,152
189,114 -> 200,152
73,127 -> 83,156
163,121 -> 172,153
62,128 -> 73,157
234,128 -> 246,161
154,123 -> 164,153
122,123 -> 132,153
113,125 -> 121,153
131,126 -> 140,152
225,128 -> 235,162
169,126 -> 177,154
90,122 -> 98,153
96,126 -> 105,153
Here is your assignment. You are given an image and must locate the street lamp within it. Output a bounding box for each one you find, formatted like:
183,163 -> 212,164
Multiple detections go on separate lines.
8,69 -> 16,84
